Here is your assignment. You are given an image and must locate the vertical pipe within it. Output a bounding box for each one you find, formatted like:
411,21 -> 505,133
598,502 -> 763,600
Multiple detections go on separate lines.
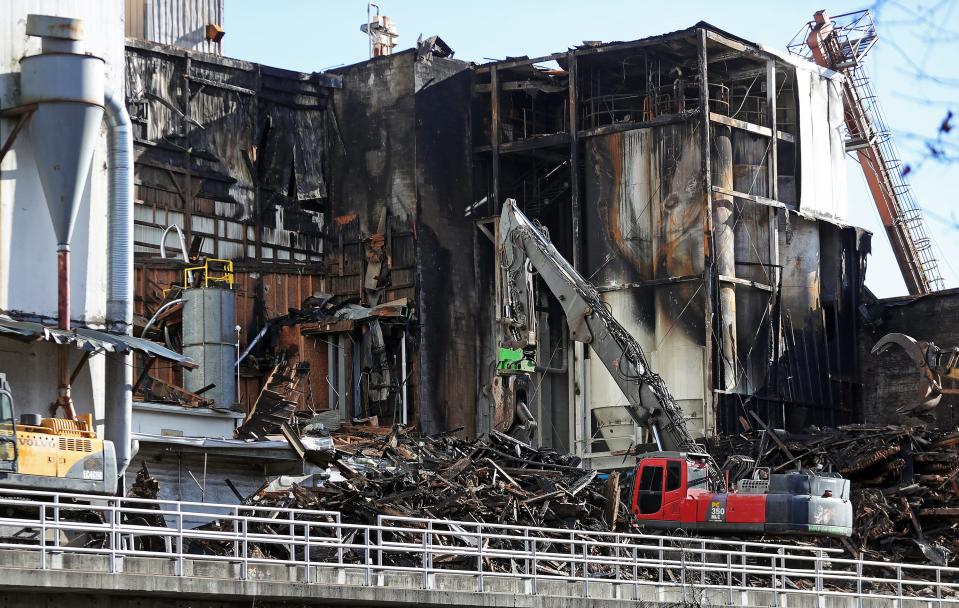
401,329 -> 407,425
712,125 -> 737,392
490,66 -> 500,213
567,52 -> 587,460
104,88 -> 135,482
696,29 -> 716,435
54,246 -> 76,419
57,248 -> 70,331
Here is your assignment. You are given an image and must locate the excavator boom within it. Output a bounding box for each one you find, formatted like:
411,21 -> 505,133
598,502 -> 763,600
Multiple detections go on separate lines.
499,201 -> 704,458
497,200 -> 853,537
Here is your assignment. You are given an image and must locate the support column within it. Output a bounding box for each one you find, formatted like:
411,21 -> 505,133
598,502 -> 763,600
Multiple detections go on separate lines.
567,52 -> 588,461
712,125 -> 737,391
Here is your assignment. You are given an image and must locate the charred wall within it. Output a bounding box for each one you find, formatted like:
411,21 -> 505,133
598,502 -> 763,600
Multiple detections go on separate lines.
126,40 -> 337,264
861,289 -> 959,429
413,59 -> 477,434
329,51 -> 475,434
126,40 -> 342,418
470,24 -> 869,462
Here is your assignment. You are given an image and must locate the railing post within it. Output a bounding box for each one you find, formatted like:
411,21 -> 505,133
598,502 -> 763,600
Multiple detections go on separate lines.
856,558 -> 863,608
304,522 -> 312,584
531,537 -> 538,595
896,564 -> 903,607
176,502 -> 184,577
53,494 -> 60,551
613,534 -> 623,589
583,539 -> 589,596
288,509 -> 295,562
477,525 -> 484,593
523,533 -> 530,593
376,514 -> 383,575
770,553 -> 777,608
570,531 -> 576,580
421,523 -> 429,589
108,502 -> 117,573
241,515 -> 249,581
39,502 -> 46,571
337,513 -> 344,568
741,542 -> 747,589
633,545 -> 639,600
815,550 -> 825,608
937,567 -> 942,608
233,506 -> 240,561
778,547 -> 785,608
701,539 -> 707,586
365,528 -> 372,587
659,538 -> 665,585
727,547 -> 733,606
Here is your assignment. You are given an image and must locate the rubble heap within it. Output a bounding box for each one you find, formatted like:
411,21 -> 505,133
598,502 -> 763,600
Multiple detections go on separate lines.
245,424 -> 629,531
713,424 -> 959,565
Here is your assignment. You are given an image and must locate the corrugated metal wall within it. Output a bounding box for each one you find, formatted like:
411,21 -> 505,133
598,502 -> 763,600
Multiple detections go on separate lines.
125,0 -> 225,55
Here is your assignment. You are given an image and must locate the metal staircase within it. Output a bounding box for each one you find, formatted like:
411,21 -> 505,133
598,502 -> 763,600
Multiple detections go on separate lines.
789,10 -> 944,295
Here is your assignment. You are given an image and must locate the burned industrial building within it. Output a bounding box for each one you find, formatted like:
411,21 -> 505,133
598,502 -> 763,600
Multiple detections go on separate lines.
5,2 -> 959,604
116,20 -> 878,478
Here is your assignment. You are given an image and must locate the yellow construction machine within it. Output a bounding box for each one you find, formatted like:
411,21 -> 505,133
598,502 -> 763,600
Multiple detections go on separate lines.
0,374 -> 117,495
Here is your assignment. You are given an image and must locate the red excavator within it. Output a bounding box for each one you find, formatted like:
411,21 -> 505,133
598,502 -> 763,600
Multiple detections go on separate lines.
496,199 -> 852,537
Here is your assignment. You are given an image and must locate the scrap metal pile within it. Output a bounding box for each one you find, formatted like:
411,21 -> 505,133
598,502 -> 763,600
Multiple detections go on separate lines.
245,423 -> 629,531
713,423 -> 959,565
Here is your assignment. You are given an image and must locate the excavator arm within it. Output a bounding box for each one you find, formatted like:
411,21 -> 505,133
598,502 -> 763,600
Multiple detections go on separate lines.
498,199 -> 702,457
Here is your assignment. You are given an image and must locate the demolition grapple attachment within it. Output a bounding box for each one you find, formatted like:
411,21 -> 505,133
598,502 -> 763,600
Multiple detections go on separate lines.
872,333 -> 959,409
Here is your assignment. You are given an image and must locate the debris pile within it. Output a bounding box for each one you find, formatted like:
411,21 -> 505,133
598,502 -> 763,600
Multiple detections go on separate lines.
713,424 -> 959,565
244,424 -> 629,531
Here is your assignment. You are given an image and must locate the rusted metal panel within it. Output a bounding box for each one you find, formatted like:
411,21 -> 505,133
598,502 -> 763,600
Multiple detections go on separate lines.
413,58 -> 477,435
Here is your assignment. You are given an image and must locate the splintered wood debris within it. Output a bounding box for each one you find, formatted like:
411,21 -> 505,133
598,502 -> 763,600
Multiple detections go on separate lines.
245,424 -> 628,532
711,424 -> 959,566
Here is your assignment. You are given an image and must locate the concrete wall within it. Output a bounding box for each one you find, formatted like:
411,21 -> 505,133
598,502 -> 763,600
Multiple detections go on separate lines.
861,289 -> 959,428
0,0 -> 124,421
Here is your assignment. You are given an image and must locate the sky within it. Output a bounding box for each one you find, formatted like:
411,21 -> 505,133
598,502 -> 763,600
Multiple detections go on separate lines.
225,0 -> 959,298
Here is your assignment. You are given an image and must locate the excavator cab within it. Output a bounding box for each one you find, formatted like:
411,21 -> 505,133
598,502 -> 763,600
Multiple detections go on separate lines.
632,453 -> 715,524
0,384 -> 17,472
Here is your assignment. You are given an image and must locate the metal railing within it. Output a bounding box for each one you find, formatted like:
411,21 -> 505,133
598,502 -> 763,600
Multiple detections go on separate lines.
0,488 -> 957,606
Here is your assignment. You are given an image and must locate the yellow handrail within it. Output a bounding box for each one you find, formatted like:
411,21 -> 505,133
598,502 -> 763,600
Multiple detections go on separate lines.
183,258 -> 234,288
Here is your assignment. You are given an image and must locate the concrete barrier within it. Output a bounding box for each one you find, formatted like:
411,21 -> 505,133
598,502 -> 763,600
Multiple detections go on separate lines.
0,547 -> 918,607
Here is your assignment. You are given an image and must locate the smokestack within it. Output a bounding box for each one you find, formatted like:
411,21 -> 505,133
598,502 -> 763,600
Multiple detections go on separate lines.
362,4 -> 398,58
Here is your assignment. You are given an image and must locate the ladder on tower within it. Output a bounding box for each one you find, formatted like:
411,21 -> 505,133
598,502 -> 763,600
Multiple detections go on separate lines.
788,10 -> 944,295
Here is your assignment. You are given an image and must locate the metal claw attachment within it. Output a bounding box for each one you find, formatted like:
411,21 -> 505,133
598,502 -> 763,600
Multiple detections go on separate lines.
872,332 -> 948,409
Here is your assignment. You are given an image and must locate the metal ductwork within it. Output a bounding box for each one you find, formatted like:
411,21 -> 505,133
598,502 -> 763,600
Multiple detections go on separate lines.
104,88 -> 135,478
20,14 -> 105,419
21,15 -> 136,479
